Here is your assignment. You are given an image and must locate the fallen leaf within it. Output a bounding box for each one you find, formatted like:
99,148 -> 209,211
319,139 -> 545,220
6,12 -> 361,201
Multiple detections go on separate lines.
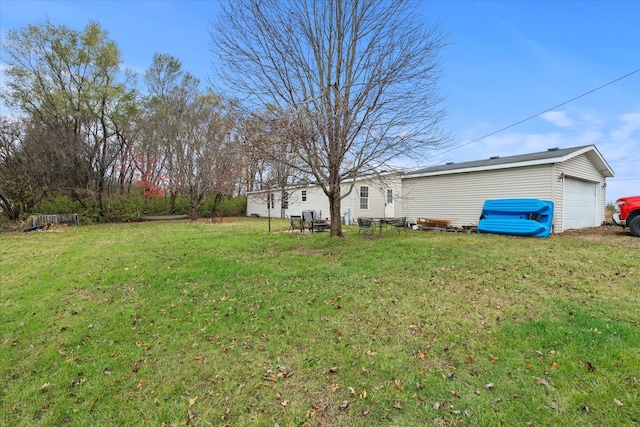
360,389 -> 367,399
189,396 -> 197,407
583,405 -> 590,414
331,383 -> 340,392
281,399 -> 289,406
433,401 -> 441,410
489,354 -> 499,363
536,377 -> 550,387
484,383 -> 494,390
465,355 -> 476,363
450,390 -> 461,398
339,400 -> 349,410
394,401 -> 403,409
614,398 -> 623,406
550,401 -> 557,410
550,362 -> 559,370
88,396 -> 99,413
41,382 -> 51,392
349,387 -> 356,395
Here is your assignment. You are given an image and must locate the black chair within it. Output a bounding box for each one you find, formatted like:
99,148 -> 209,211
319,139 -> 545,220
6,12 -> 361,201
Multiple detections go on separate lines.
391,217 -> 407,233
357,217 -> 374,234
302,211 -> 315,233
289,215 -> 304,233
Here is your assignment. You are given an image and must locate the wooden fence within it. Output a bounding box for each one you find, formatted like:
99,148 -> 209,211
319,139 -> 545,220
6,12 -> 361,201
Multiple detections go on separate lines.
30,214 -> 79,227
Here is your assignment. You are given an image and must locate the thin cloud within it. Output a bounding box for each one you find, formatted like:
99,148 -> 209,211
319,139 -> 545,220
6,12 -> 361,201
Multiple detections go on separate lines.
540,111 -> 573,127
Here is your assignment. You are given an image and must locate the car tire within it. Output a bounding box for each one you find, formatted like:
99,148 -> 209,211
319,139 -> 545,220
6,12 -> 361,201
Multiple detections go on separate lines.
629,215 -> 640,237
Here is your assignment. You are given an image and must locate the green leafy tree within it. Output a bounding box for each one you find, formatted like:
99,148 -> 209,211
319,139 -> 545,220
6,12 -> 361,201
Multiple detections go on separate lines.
2,20 -> 138,219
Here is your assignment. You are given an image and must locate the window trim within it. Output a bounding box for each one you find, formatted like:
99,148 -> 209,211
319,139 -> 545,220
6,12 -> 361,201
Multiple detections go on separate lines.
360,186 -> 369,210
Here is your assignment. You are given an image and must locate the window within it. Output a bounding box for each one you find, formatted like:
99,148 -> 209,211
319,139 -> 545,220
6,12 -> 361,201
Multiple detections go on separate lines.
360,186 -> 369,210
281,191 -> 289,209
386,189 -> 393,205
268,193 -> 274,209
302,190 -> 307,202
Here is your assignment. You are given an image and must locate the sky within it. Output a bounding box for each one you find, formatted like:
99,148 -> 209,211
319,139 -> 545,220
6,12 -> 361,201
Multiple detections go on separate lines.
1,0 -> 639,202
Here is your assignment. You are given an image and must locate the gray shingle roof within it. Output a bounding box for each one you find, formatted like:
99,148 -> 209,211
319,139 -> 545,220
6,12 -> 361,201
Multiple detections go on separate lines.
408,145 -> 613,176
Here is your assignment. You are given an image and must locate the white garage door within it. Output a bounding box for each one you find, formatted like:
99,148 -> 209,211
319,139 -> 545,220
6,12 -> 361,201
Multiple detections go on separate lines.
564,178 -> 597,229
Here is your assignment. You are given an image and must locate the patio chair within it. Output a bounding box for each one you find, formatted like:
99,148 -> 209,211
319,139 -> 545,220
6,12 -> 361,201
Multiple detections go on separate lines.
357,217 -> 374,234
302,211 -> 315,233
289,215 -> 304,233
391,217 -> 407,233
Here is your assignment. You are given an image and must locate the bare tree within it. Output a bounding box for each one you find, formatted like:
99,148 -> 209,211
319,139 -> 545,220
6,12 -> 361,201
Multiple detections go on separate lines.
239,107 -> 307,218
141,54 -> 240,220
0,117 -> 40,221
211,0 -> 449,236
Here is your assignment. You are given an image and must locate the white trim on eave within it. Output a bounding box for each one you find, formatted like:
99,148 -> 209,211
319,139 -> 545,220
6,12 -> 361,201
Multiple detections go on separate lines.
403,145 -> 614,179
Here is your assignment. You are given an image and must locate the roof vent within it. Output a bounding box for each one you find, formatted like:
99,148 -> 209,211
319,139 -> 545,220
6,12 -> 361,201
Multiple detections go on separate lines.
547,147 -> 559,151
446,162 -> 454,165
489,156 -> 500,159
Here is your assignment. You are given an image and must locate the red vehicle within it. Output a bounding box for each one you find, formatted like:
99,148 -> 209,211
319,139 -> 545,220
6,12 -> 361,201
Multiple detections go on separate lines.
613,195 -> 640,237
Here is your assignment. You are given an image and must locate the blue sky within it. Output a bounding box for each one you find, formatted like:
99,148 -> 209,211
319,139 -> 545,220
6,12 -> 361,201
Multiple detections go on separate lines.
1,0 -> 639,201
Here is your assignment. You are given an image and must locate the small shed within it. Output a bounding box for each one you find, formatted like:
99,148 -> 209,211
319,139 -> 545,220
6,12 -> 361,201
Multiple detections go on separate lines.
401,145 -> 614,233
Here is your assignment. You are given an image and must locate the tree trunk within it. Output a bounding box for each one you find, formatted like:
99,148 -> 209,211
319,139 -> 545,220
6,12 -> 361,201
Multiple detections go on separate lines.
328,187 -> 343,238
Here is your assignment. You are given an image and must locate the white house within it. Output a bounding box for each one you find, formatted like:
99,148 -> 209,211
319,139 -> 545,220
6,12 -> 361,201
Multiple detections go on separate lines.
402,145 -> 614,233
246,145 -> 614,233
246,173 -> 403,223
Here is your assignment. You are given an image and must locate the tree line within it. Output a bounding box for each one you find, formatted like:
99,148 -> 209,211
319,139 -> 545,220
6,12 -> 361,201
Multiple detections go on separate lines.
2,0 -> 450,236
0,21 -> 271,222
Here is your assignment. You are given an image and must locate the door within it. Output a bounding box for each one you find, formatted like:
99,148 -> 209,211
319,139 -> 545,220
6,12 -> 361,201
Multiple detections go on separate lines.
385,188 -> 395,218
564,178 -> 598,229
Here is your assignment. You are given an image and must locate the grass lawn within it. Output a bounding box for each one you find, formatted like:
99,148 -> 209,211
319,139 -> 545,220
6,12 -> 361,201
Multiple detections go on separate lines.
1,219 -> 639,426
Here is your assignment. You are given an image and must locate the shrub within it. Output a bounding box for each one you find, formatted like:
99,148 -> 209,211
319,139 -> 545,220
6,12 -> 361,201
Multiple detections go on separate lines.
200,195 -> 247,217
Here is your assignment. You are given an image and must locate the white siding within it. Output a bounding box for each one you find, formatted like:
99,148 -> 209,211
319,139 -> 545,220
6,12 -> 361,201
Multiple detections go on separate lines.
338,177 -> 402,221
402,165 -> 554,228
245,175 -> 402,222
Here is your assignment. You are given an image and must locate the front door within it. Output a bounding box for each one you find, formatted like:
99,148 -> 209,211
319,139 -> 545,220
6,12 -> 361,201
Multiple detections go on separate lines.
384,188 -> 395,218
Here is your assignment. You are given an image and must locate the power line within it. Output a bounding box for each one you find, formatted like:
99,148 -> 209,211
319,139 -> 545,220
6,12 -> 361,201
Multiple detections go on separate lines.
429,68 -> 640,160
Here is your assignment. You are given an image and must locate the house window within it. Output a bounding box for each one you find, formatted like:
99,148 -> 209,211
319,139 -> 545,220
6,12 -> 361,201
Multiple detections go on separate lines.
360,186 -> 369,210
281,191 -> 289,209
302,190 -> 307,202
386,189 -> 393,205
269,193 -> 274,209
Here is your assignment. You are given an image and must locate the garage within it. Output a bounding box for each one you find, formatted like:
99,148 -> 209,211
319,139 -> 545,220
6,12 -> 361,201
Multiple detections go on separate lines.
563,177 -> 598,229
401,145 -> 614,233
